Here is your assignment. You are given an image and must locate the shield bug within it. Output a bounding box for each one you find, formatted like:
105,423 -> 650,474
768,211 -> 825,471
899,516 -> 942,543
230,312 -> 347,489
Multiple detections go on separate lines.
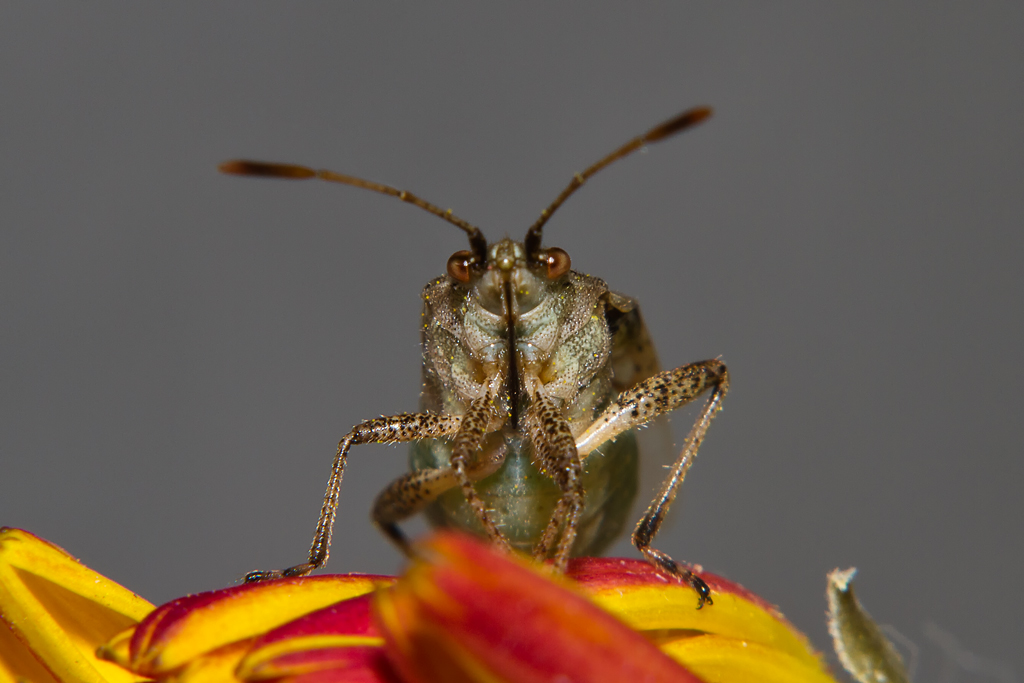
220,106 -> 728,607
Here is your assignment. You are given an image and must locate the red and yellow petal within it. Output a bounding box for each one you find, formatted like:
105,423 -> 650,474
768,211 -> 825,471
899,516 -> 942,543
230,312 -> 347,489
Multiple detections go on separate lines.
0,527 -> 154,683
111,583 -> 400,683
373,533 -> 839,683
568,557 -> 835,683
235,592 -> 397,682
120,572 -> 393,679
374,532 -> 706,683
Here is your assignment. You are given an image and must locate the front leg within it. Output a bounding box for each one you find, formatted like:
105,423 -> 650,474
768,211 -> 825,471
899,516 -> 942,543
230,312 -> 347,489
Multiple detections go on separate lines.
525,390 -> 584,570
448,394 -> 510,551
576,359 -> 729,608
245,412 -> 461,582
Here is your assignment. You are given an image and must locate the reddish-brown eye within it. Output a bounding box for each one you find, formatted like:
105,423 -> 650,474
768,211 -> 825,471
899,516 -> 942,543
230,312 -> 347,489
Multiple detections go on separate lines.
545,247 -> 571,278
447,250 -> 473,282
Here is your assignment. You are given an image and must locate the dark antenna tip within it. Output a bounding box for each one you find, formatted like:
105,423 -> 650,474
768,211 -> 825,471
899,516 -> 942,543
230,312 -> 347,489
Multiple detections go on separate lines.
220,159 -> 487,246
218,160 -> 316,179
525,105 -> 713,249
643,107 -> 713,143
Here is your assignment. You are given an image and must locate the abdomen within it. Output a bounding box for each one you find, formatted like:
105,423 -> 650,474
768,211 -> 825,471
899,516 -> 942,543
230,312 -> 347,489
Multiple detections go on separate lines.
409,429 -> 638,556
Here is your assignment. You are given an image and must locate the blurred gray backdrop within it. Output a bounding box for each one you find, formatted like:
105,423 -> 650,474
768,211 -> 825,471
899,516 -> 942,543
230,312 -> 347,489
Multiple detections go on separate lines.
1,4 -> 1021,678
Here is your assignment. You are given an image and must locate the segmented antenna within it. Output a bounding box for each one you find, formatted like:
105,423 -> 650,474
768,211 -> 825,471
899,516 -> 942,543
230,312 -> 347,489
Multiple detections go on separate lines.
218,160 -> 488,260
523,106 -> 712,258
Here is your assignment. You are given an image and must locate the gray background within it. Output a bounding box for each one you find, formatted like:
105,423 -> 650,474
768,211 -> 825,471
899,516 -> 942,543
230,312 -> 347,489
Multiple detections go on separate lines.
1,4 -> 1021,678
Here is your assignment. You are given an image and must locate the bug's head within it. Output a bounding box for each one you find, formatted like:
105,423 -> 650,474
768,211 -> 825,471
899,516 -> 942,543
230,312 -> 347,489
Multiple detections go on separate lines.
446,237 -> 572,315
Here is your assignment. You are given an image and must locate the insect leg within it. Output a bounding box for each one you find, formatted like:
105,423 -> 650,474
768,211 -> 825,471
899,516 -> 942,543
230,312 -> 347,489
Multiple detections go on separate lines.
575,359 -> 729,608
526,391 -> 583,570
448,394 -> 511,551
371,468 -> 462,553
372,433 -> 507,552
245,412 -> 461,582
532,497 -> 567,560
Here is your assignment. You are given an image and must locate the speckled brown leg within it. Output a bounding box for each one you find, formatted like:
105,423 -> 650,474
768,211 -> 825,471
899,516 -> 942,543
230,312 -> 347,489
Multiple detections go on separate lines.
244,412 -> 461,582
449,394 -> 510,551
373,429 -> 508,552
575,359 -> 729,608
532,496 -> 568,561
527,391 -> 584,570
372,467 -> 462,553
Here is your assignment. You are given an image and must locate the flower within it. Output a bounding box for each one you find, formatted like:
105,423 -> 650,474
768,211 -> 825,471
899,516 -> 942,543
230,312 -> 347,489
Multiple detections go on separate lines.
1,526 -> 841,682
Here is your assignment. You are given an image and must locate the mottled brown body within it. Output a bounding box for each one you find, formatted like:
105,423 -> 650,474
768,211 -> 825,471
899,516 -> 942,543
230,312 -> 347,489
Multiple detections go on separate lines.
411,243 -> 638,559
222,106 -> 729,607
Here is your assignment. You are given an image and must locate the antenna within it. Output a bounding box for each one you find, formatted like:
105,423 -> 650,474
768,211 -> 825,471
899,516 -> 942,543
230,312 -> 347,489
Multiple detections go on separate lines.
523,106 -> 711,258
218,160 -> 488,259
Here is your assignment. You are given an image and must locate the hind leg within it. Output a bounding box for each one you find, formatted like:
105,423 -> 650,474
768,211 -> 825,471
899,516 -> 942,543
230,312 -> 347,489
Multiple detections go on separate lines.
576,359 -> 729,608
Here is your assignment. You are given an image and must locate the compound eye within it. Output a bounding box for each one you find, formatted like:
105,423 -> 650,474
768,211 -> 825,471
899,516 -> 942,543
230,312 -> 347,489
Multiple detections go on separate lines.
544,247 -> 571,279
447,250 -> 474,282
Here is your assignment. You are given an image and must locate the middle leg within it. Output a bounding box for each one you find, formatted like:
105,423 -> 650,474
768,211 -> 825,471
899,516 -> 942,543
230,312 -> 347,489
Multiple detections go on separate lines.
373,431 -> 509,551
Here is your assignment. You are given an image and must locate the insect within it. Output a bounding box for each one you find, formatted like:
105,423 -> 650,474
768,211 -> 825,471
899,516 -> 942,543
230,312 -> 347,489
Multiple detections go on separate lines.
219,106 -> 729,608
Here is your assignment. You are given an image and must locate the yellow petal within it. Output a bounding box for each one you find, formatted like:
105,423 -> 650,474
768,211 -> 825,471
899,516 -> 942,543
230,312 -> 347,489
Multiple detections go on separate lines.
94,625 -> 134,669
0,527 -> 153,683
660,634 -> 838,683
166,640 -> 253,683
